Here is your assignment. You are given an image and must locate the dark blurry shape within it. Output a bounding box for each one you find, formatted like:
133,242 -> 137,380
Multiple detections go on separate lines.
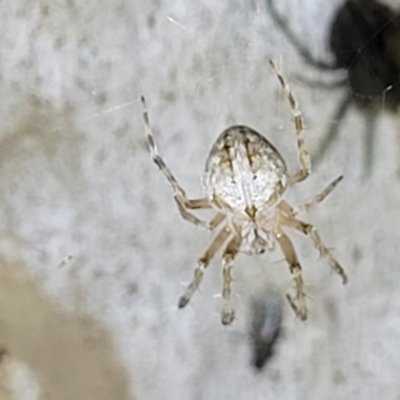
249,290 -> 282,370
0,347 -> 7,362
266,0 -> 400,174
330,0 -> 400,102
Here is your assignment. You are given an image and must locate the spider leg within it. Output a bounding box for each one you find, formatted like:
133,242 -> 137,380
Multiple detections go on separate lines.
269,61 -> 310,185
221,234 -> 242,325
208,212 -> 226,230
280,215 -> 347,284
295,175 -> 343,215
141,96 -> 212,228
178,226 -> 231,309
276,229 -> 308,320
277,199 -> 295,215
265,0 -> 337,71
174,198 -> 214,229
313,94 -> 352,166
277,176 -> 341,217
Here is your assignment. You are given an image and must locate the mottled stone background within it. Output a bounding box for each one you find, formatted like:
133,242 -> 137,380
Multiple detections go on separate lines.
0,0 -> 400,399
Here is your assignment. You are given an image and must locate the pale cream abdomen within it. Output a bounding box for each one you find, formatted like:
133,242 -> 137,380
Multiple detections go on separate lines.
203,126 -> 288,211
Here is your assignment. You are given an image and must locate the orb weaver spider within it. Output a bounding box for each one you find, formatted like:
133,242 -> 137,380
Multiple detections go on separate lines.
141,61 -> 347,325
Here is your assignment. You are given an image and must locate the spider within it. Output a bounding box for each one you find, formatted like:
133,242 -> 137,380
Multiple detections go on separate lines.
266,0 -> 400,174
141,60 -> 347,325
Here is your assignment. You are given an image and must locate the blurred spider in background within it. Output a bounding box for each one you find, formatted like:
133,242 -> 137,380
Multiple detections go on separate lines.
266,0 -> 400,174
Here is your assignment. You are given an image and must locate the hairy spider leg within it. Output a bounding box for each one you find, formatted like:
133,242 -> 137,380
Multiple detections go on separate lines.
221,234 -> 242,325
141,96 -> 212,229
269,61 -> 311,185
280,216 -> 347,284
276,229 -> 308,320
179,227 -> 231,308
295,175 -> 343,214
277,175 -> 342,216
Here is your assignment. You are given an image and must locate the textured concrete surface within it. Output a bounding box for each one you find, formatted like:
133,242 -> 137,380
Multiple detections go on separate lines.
1,0 -> 400,399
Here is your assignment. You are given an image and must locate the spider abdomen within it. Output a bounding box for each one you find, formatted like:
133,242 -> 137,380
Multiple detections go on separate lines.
203,126 -> 288,212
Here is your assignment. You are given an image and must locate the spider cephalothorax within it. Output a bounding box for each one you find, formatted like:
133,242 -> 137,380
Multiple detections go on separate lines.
141,61 -> 347,325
